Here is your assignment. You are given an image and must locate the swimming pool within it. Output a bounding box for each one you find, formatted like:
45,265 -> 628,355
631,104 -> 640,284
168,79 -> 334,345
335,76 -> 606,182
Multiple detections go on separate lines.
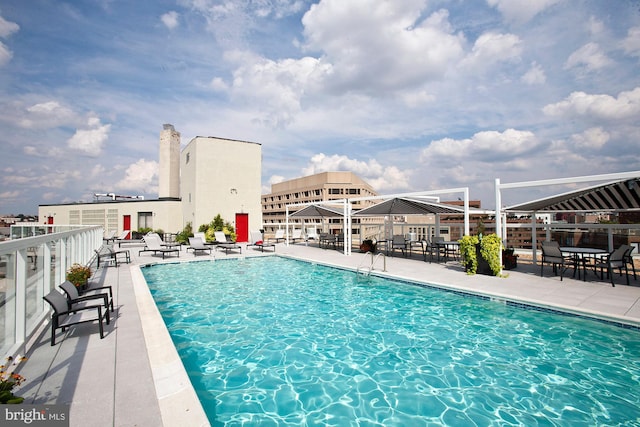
142,256 -> 640,426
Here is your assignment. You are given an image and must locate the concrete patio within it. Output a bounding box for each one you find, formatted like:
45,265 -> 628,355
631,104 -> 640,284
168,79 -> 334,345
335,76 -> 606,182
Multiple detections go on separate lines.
15,241 -> 640,426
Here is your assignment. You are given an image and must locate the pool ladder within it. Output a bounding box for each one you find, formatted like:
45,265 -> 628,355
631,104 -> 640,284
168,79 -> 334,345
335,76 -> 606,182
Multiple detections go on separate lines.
357,251 -> 387,276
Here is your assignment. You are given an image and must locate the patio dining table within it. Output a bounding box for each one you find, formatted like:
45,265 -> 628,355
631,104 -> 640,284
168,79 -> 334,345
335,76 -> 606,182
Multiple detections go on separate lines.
560,246 -> 608,281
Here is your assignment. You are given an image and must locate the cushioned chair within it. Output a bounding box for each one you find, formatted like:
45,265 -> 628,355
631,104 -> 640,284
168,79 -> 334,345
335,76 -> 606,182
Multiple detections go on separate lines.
43,290 -> 109,346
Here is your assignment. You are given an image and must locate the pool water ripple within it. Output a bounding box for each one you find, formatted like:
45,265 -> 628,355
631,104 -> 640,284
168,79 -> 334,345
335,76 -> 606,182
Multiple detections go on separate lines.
143,257 -> 640,426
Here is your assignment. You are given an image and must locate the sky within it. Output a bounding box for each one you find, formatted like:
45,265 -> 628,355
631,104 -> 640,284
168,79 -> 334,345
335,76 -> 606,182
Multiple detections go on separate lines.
1,0 -> 640,215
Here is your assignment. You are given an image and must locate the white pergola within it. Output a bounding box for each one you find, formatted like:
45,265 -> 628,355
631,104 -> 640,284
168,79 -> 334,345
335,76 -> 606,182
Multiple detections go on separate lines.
286,187 -> 474,256
495,170 -> 640,263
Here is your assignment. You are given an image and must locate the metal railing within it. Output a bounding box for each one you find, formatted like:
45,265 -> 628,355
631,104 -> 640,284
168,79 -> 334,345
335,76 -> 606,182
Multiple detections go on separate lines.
0,225 -> 103,359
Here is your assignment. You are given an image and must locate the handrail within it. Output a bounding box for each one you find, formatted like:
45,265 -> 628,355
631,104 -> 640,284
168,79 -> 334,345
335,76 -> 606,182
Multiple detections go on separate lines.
356,251 -> 387,276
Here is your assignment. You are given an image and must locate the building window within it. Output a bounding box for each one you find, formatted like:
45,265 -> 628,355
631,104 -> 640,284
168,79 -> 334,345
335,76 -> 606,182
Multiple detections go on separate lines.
329,188 -> 342,195
185,152 -> 190,164
138,212 -> 153,230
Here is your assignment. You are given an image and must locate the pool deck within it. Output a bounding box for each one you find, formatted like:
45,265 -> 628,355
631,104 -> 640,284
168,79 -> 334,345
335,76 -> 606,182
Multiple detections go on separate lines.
16,241 -> 640,426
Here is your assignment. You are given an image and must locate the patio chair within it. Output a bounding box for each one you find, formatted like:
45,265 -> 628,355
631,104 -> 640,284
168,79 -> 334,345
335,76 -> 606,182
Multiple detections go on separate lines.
94,247 -> 130,268
188,237 -> 213,256
247,231 -> 276,252
214,231 -> 242,255
623,245 -> 637,281
138,233 -> 180,259
391,235 -> 408,257
419,239 -> 440,263
60,280 -> 114,313
594,245 -> 630,287
540,241 -> 572,281
43,290 -> 109,346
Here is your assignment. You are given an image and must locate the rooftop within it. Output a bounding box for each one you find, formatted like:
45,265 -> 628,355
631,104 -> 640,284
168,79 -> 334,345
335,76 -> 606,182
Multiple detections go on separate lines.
16,241 -> 640,426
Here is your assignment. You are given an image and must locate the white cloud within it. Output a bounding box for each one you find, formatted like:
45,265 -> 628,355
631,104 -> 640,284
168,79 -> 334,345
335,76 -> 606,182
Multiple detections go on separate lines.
486,0 -> 562,24
301,153 -> 411,192
420,129 -> 538,163
224,51 -> 325,127
302,4 -> 465,92
115,159 -> 159,193
622,26 -> 640,58
570,127 -> 609,150
0,41 -> 12,67
19,101 -> 77,129
0,15 -> 20,38
521,61 -> 545,85
462,31 -> 522,70
564,42 -> 611,72
542,87 -> 640,120
161,11 -> 179,30
67,118 -> 111,157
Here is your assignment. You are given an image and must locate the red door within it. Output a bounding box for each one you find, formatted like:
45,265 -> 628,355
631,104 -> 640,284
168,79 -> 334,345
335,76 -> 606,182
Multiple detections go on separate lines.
123,215 -> 131,239
235,213 -> 249,242
47,216 -> 54,224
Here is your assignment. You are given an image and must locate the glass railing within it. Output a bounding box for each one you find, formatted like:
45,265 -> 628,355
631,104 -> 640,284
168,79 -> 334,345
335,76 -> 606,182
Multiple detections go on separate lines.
0,225 -> 102,358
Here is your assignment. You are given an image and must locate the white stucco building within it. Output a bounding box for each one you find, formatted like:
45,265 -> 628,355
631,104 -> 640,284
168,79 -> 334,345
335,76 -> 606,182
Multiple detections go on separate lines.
38,125 -> 263,242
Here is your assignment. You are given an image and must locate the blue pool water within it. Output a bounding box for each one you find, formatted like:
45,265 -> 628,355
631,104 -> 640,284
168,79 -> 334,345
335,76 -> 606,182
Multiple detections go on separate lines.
142,257 -> 640,426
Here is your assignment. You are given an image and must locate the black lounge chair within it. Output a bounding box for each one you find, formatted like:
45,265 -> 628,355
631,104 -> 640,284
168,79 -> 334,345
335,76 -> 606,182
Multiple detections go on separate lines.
43,290 -> 109,345
60,280 -> 114,313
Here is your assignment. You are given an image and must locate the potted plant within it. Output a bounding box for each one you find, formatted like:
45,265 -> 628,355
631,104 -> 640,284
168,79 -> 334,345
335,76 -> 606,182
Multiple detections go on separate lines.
479,233 -> 503,276
459,235 -> 479,274
66,263 -> 92,288
459,233 -> 503,276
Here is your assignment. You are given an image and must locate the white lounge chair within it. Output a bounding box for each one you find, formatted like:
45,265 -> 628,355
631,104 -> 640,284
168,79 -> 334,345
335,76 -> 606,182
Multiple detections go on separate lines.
290,229 -> 304,244
306,228 -> 318,241
214,231 -> 242,255
270,229 -> 285,243
139,234 -> 180,259
247,231 -> 275,252
188,237 -> 213,256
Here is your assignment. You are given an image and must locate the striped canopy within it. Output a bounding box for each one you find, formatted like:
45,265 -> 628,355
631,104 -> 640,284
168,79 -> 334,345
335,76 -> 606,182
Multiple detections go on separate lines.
506,178 -> 640,212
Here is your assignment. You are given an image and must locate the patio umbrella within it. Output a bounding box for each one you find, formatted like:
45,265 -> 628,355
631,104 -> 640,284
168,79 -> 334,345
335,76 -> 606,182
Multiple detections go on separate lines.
352,197 -> 465,216
288,204 -> 345,218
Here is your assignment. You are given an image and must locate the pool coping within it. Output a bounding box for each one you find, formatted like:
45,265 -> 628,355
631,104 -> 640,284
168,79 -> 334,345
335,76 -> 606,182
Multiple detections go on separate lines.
131,264 -> 210,427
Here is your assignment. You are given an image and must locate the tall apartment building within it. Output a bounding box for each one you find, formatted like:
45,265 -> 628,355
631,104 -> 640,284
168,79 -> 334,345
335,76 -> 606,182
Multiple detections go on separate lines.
262,171 -> 378,235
